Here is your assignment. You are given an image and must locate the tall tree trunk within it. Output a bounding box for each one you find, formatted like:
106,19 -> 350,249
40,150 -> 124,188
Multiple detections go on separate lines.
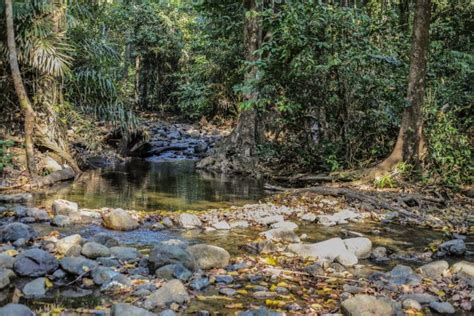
399,0 -> 410,32
369,0 -> 431,178
196,0 -> 264,174
5,0 -> 37,176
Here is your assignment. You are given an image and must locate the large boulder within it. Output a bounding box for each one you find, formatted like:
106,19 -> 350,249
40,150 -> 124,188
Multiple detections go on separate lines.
56,234 -> 82,254
52,199 -> 78,215
143,279 -> 190,309
111,303 -> 157,316
103,209 -> 139,231
0,223 -> 36,242
60,257 -> 98,275
343,237 -> 372,258
418,260 -> 449,279
187,244 -> 230,270
14,248 -> 58,277
0,304 -> 34,316
149,243 -> 195,271
341,294 -> 399,316
178,213 -> 202,229
82,242 -> 111,259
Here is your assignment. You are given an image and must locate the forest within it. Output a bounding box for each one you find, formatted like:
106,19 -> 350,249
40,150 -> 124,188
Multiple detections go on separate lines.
0,0 -> 472,315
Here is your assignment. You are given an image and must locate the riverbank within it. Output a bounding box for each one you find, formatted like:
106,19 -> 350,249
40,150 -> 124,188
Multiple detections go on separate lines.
0,183 -> 472,315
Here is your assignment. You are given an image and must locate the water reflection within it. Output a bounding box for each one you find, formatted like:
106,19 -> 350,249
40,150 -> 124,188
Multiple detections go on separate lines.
35,159 -> 265,211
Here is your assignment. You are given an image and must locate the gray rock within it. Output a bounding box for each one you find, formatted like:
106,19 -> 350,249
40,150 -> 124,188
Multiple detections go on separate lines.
22,277 -> 46,297
0,223 -> 36,242
399,293 -> 438,304
270,221 -> 298,230
300,213 -> 317,222
438,239 -> 466,256
256,215 -> 284,225
212,221 -> 231,230
451,261 -> 474,277
14,248 -> 58,277
0,304 -> 34,316
52,269 -> 67,280
143,279 -> 190,309
52,215 -> 71,227
402,299 -> 422,311
161,217 -> 174,228
215,275 -> 234,284
43,156 -> 62,172
160,310 -> 176,316
262,228 -> 300,243
289,238 -> 357,266
304,263 -> 324,277
92,233 -> 120,247
188,244 -> 230,270
229,220 -> 249,228
52,199 -> 78,215
190,277 -> 209,291
418,260 -> 449,279
343,237 -> 372,258
82,242 -> 111,259
371,247 -> 388,260
388,265 -> 422,286
0,270 -> 10,290
56,234 -> 82,254
178,213 -> 202,229
103,208 -> 139,231
429,301 -> 455,314
219,288 -> 236,296
238,307 -> 284,316
97,257 -> 120,267
0,253 -> 15,269
0,193 -> 32,203
111,303 -> 156,316
65,244 -> 82,257
91,266 -> 119,285
149,243 -> 195,271
341,294 -> 399,316
60,257 -> 97,275
110,247 -> 140,261
155,263 -> 192,281
26,208 -> 50,221
336,251 -> 358,267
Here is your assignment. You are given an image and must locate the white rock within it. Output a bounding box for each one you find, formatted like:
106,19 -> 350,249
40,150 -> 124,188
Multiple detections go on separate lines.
229,221 -> 249,228
451,261 -> 474,277
43,157 -> 62,173
52,200 -> 78,216
56,234 -> 82,254
343,237 -> 372,258
178,213 -> 202,229
288,238 -> 347,262
256,215 -> 284,225
270,221 -> 298,230
212,221 -> 231,230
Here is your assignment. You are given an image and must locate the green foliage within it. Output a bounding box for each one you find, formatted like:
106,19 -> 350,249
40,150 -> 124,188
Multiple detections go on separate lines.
0,140 -> 14,174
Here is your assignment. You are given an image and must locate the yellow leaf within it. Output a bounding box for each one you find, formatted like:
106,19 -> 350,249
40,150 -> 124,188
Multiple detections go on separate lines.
263,257 -> 277,266
311,303 -> 323,311
277,282 -> 288,287
236,289 -> 248,295
225,303 -> 244,309
4,249 -> 18,257
45,278 -> 53,288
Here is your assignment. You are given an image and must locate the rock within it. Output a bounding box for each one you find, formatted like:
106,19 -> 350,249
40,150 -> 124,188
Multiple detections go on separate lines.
301,213 -> 317,222
399,293 -> 438,304
92,233 -> 119,247
0,253 -> 15,269
304,263 -> 325,277
193,142 -> 208,154
371,247 -> 388,260
110,247 -> 140,261
187,244 -> 230,270
52,269 -> 66,280
0,193 -> 32,203
0,270 -> 10,290
438,239 -> 466,256
215,275 -> 234,284
343,237 -> 372,258
288,238 -> 352,263
388,265 -> 422,286
52,215 -> 71,227
318,209 -> 360,227
155,263 -> 192,281
0,304 -> 34,316
111,303 -> 157,316
190,277 -> 209,291
341,294 -> 399,316
70,209 -> 102,224
161,217 -> 174,228
336,251 -> 358,267
26,208 -> 50,221
256,215 -> 284,225
144,279 -> 190,309
212,221 -> 231,230
451,261 -> 474,277
14,248 -> 58,277
239,307 -> 284,316
91,266 -> 119,285
82,242 -> 111,259
160,310 -> 176,316
219,288 -> 236,296
43,157 -> 63,172
22,277 -> 46,297
149,243 -> 195,271
52,199 -> 78,215
270,221 -> 298,230
56,234 -> 82,254
60,257 -> 97,275
403,299 -> 422,311
65,244 -> 82,257
429,301 -> 455,314
229,220 -> 249,228
262,228 -> 300,243
0,223 -> 36,242
61,288 -> 93,298
103,208 -> 139,231
418,260 -> 449,279
178,213 -> 202,229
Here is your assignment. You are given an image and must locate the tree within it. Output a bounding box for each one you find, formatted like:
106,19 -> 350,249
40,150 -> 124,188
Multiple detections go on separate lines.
369,0 -> 431,178
5,0 -> 36,176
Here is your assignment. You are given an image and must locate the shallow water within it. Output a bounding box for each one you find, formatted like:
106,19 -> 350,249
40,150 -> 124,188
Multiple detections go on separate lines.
34,159 -> 265,211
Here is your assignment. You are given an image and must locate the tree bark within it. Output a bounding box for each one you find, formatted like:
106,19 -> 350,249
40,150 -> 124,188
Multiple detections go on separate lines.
399,0 -> 410,32
369,0 -> 431,178
5,0 -> 37,176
